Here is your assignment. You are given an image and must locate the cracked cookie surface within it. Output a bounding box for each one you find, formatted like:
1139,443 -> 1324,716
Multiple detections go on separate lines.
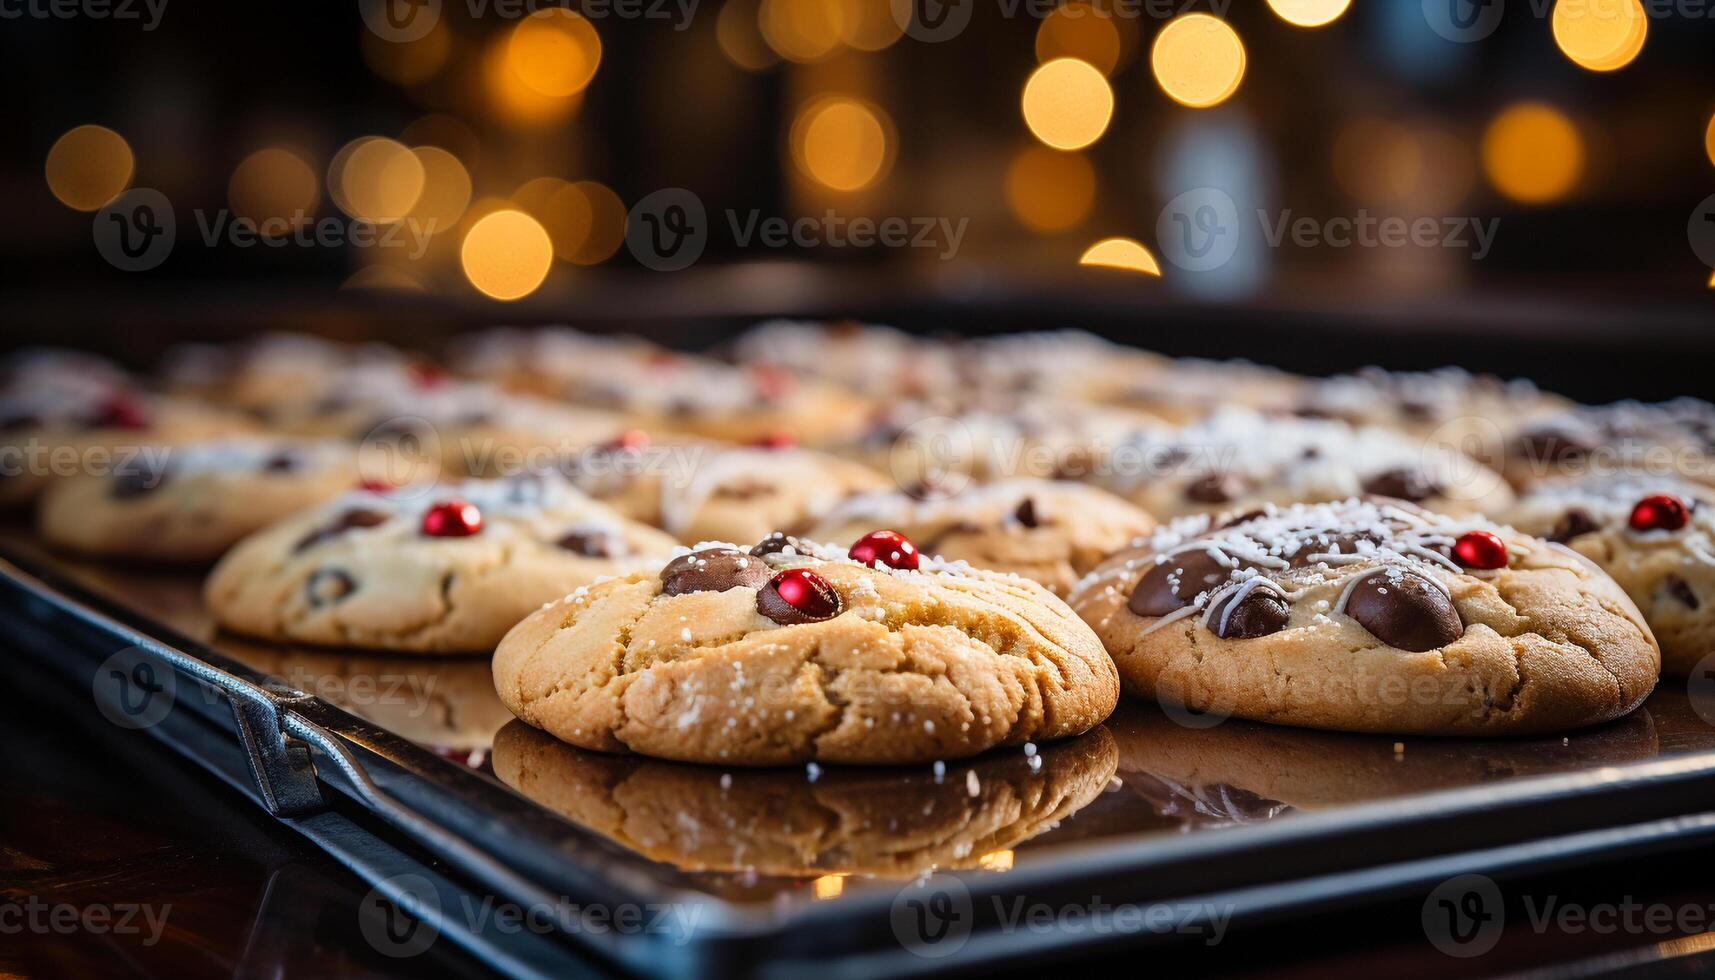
805,478 -> 1156,596
206,475 -> 679,653
492,540 -> 1119,765
1502,472 -> 1715,676
1067,499 -> 1658,735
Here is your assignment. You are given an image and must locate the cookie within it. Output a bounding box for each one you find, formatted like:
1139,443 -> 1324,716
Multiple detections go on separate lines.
1500,398 -> 1715,489
1067,499 -> 1658,735
38,438 -> 358,563
1295,366 -> 1568,442
162,332 -> 407,413
1094,408 -> 1515,520
492,538 -> 1119,765
0,381 -> 244,507
805,478 -> 1156,596
492,720 -> 1117,878
1501,472 -> 1715,676
448,325 -> 670,399
730,319 -> 960,399
206,476 -> 679,653
554,442 -> 891,545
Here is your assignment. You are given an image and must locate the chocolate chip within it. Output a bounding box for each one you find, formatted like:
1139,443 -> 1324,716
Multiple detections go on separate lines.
1283,530 -> 1382,567
1663,574 -> 1700,610
0,413 -> 41,432
1129,549 -> 1238,618
750,533 -> 809,557
1345,570 -> 1463,652
261,451 -> 300,473
660,548 -> 772,596
1185,473 -> 1247,505
1208,587 -> 1290,639
755,571 -> 843,625
112,464 -> 168,499
1219,508 -> 1268,529
1549,508 -> 1601,544
293,508 -> 391,553
557,530 -> 625,558
1361,467 -> 1438,503
1014,498 -> 1040,528
305,569 -> 355,608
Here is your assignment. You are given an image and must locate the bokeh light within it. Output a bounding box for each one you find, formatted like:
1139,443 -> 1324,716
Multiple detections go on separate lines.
717,0 -> 780,70
1551,0 -> 1647,72
461,209 -> 554,300
507,9 -> 602,97
836,0 -> 904,50
483,34 -> 583,127
1333,117 -> 1475,210
1079,237 -> 1162,275
1151,14 -> 1246,109
1005,146 -> 1096,232
229,147 -> 319,230
406,146 -> 471,232
1706,112 -> 1715,169
45,124 -> 134,211
361,18 -> 452,85
342,266 -> 427,292
1021,58 -> 1114,151
1036,3 -> 1124,76
518,180 -> 629,264
333,137 -> 425,223
1482,102 -> 1584,204
791,96 -> 895,191
1266,0 -> 1352,28
759,0 -> 845,62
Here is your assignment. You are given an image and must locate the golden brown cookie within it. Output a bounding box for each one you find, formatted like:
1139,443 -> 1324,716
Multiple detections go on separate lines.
493,540 -> 1119,765
1067,499 -> 1658,736
806,478 -> 1155,596
206,476 -> 679,653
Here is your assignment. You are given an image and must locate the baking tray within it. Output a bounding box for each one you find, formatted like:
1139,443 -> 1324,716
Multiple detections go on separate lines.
10,526 -> 1715,978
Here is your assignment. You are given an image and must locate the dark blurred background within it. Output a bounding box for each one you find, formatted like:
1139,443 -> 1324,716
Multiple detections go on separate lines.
3,0 -> 1713,394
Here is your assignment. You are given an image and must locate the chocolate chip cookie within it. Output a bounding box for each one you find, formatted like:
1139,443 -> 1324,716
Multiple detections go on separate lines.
731,319 -> 961,399
206,476 -> 679,653
1067,499 -> 1658,735
1500,398 -> 1715,489
1502,472 -> 1715,676
38,438 -> 358,563
492,538 -> 1119,765
805,478 -> 1156,596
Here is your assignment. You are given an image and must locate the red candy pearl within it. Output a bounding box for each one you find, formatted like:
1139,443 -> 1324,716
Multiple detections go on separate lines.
750,430 -> 795,450
606,429 -> 650,451
357,479 -> 393,494
97,395 -> 150,431
422,499 -> 483,537
409,363 -> 447,389
1453,530 -> 1508,570
1629,494 -> 1689,532
849,529 -> 920,570
769,568 -> 841,617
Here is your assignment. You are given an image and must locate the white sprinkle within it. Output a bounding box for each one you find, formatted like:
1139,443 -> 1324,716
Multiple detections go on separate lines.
681,627 -> 692,641
932,760 -> 946,782
720,773 -> 732,789
1023,742 -> 1038,757
806,762 -> 822,783
923,720 -> 936,733
965,770 -> 980,797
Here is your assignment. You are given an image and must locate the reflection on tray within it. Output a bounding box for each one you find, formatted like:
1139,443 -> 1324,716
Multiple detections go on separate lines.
1110,700 -> 1662,818
491,720 -> 1119,880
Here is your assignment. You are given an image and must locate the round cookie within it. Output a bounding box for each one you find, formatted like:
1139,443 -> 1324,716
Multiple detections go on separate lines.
805,478 -> 1157,596
38,438 -> 358,563
206,476 -> 679,654
1094,408 -> 1515,520
447,325 -> 671,399
1500,398 -> 1715,490
1295,366 -> 1568,442
1067,499 -> 1658,736
162,332 -> 407,413
1501,472 -> 1715,676
491,720 -> 1117,878
582,357 -> 873,446
731,319 -> 960,400
492,539 -> 1120,765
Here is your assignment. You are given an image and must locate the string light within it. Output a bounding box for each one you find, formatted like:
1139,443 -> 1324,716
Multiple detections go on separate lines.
1151,14 -> 1246,109
229,147 -> 319,231
507,9 -> 602,97
45,124 -> 134,211
406,146 -> 471,232
1706,111 -> 1715,169
1551,0 -> 1647,72
1021,58 -> 1114,151
1005,146 -> 1096,232
333,137 -> 425,223
791,96 -> 895,191
461,209 -> 554,300
717,0 -> 779,70
1265,0 -> 1352,28
1482,102 -> 1583,204
759,0 -> 844,63
1036,3 -> 1124,76
1079,237 -> 1162,275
